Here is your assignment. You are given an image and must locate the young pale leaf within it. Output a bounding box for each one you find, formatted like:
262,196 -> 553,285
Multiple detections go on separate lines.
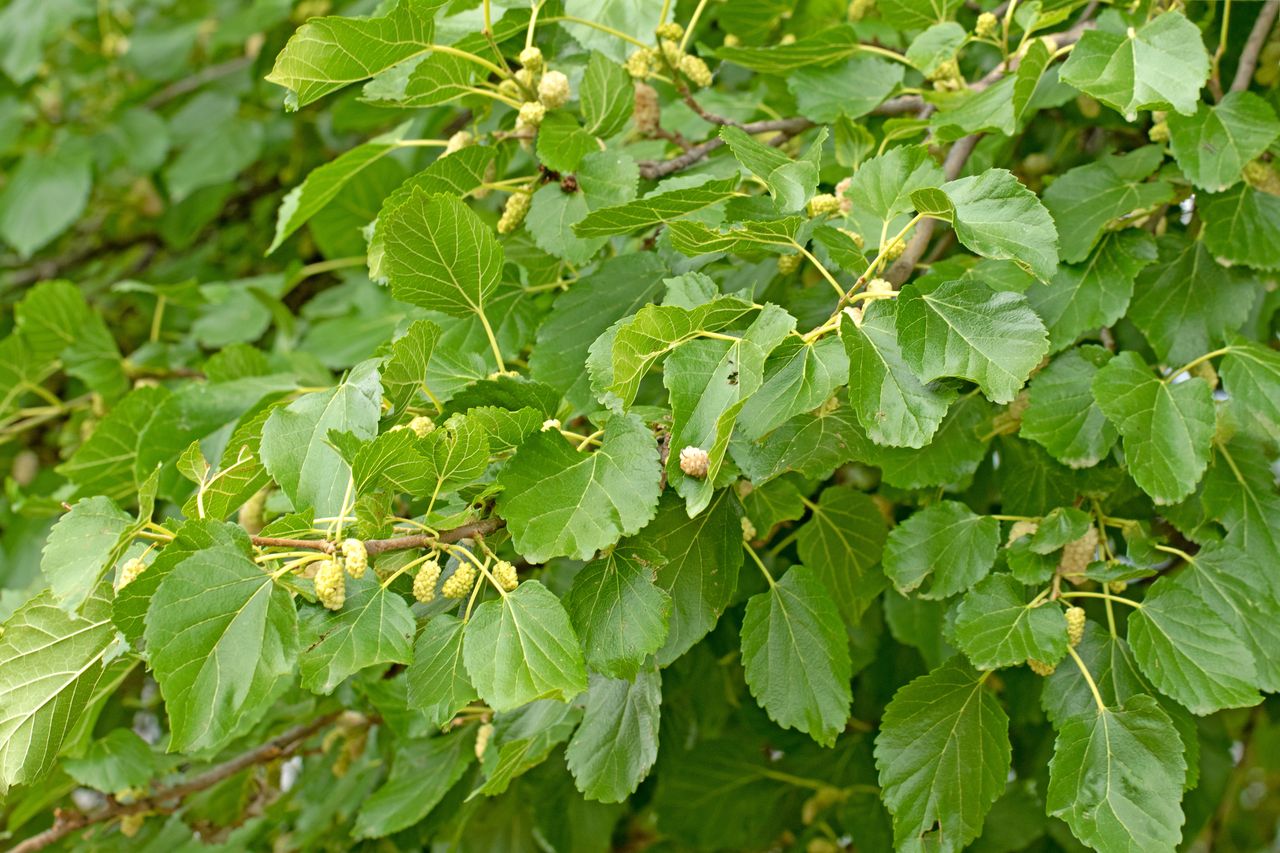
572,176 -> 740,237
145,543 -> 299,753
842,303 -> 956,448
632,491 -> 743,665
951,574 -> 1069,669
875,657 -> 1010,852
1021,346 -> 1119,468
260,359 -> 381,518
565,668 -> 662,803
1128,573 -> 1261,715
353,730 -> 474,839
1041,146 -> 1172,263
0,590 -> 123,793
719,125 -> 827,212
406,614 -> 478,730
564,547 -> 671,680
882,500 -> 999,599
265,0 -> 438,108
910,168 -> 1059,280
1059,11 -> 1209,119
497,413 -> 660,563
299,577 -> 416,695
381,189 -> 504,316
41,496 -> 134,612
1091,351 -> 1214,505
740,566 -> 852,746
896,278 -> 1049,404
795,486 -> 888,625
462,580 -> 589,711
1200,183 -> 1280,271
1047,696 -> 1186,853
1167,91 -> 1280,191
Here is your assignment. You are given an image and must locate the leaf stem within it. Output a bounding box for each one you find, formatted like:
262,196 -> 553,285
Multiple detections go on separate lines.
680,0 -> 711,51
1066,645 -> 1106,713
476,307 -> 507,372
791,241 -> 846,301
1153,543 -> 1196,563
1057,590 -> 1142,609
743,542 -> 776,587
1165,346 -> 1233,382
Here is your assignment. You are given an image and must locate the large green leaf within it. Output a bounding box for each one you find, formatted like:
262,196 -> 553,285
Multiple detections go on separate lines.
1168,91 -> 1280,191
1059,11 -> 1209,119
1220,341 -> 1280,438
875,657 -> 1010,852
737,335 -> 849,441
882,500 -> 999,599
406,614 -> 478,730
565,668 -> 662,803
1021,346 -> 1119,468
579,51 -> 634,138
298,577 -> 416,695
462,581 -> 589,711
950,574 -> 1068,669
1091,351 -> 1215,505
788,56 -> 904,123
1200,183 -> 1280,271
741,566 -> 852,746
0,146 -> 92,258
353,730 -> 474,838
145,543 -> 299,753
564,546 -> 671,681
896,278 -> 1049,404
843,145 -> 943,250
795,486 -> 888,625
720,125 -> 827,212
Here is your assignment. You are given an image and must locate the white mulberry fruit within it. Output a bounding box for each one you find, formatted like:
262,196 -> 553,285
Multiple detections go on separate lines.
807,193 -> 842,217
975,12 -> 998,39
341,538 -> 367,578
444,130 -> 473,156
118,557 -> 147,589
498,191 -> 532,234
516,100 -> 546,131
414,559 -> 441,602
475,722 -> 494,760
409,415 -> 435,437
315,559 -> 346,611
1066,606 -> 1086,647
882,236 -> 906,261
679,446 -> 710,478
538,70 -> 571,109
679,54 -> 713,88
777,252 -> 802,275
442,563 -> 477,599
634,82 -> 660,133
493,560 -> 519,592
1058,527 -> 1099,579
1027,658 -> 1056,677
625,49 -> 653,79
656,21 -> 684,40
518,46 -> 543,72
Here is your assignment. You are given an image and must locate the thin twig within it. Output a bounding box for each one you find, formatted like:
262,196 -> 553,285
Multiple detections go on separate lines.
250,517 -> 506,556
638,118 -> 813,179
1231,0 -> 1280,93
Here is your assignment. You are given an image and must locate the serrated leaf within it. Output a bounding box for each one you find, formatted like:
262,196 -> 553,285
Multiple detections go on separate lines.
882,500 -> 999,599
715,24 -> 864,72
1168,91 -> 1280,191
906,22 -> 965,75
795,486 -> 888,625
475,700 -> 580,796
875,657 -> 1010,852
1221,341 -> 1280,438
1200,182 -> 1280,271
1021,345 -> 1119,468
0,146 -> 92,258
462,581 -> 589,711
932,38 -> 1051,141
865,393 -> 993,490
564,547 -> 671,680
381,189 -> 504,317
406,614 -> 477,730
565,668 -> 662,803
573,176 -> 740,237
843,302 -> 956,448
353,730 -> 474,838
741,566 -> 852,746
1041,146 -> 1172,264
951,574 -> 1068,669
720,125 -> 827,213
579,51 -> 633,138
1046,696 -> 1186,853
497,413 -> 660,562
788,56 -> 904,123
736,334 -> 848,441
536,111 -> 599,173
1091,351 -> 1214,505
896,278 -> 1049,404
63,729 -> 156,793
380,319 -> 442,416
844,145 -> 943,250
1059,11 -> 1209,119
57,385 -> 169,502
666,216 -> 802,256
41,496 -> 134,612
299,577 -> 415,695
145,543 -> 299,753
1128,573 -> 1261,715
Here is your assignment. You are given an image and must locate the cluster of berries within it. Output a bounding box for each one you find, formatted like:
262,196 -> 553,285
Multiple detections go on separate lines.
625,23 -> 713,89
314,538 -> 369,611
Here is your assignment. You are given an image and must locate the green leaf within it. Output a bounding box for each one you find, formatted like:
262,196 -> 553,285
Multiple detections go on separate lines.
632,490 -> 743,665
788,57 -> 904,123
863,393 -> 993,490
896,278 -> 1049,404
145,543 -> 299,753
1041,146 -> 1173,264
736,335 -> 849,442
572,176 -> 740,237
0,146 -> 92,258
843,302 -> 956,449
40,496 -> 134,612
1059,11 -> 1210,119
932,38 -> 1052,141
1048,697 -> 1187,853
564,546 -> 671,680
353,730 -> 474,838
57,385 -> 169,502
912,168 -> 1059,280
260,359 -> 382,518
497,413 -> 660,563
0,589 -> 124,793
462,580 -> 589,711
406,614 -> 478,730
1168,91 -> 1280,191
879,0 -> 964,29
1200,183 -> 1280,271
882,500 -> 1000,599
720,125 -> 828,213
1025,229 -> 1156,352
951,574 -> 1068,669
579,51 -> 633,138
382,189 -> 504,316
715,25 -> 864,72
741,566 -> 852,746
299,577 -> 415,695
1128,569 -> 1262,715
666,216 -> 802,256
1221,341 -> 1280,438
795,486 -> 888,625
565,668 -> 662,803
269,123 -> 408,253
1091,351 -> 1215,505
536,112 -> 599,174
475,700 -> 581,796
665,304 -> 795,514
380,319 -> 442,416
906,22 -> 966,76
843,145 -> 943,250
265,0 -> 438,108
63,729 -> 156,793
875,657 -> 1010,852
1021,346 -> 1119,468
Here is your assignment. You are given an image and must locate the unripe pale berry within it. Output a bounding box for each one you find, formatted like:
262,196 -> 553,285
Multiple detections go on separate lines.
1027,658 -> 1056,677
315,559 -> 346,611
975,12 -> 998,39
838,227 -> 864,248
498,79 -> 522,100
1065,606 -> 1086,647
514,68 -> 536,90
444,130 -> 473,156
341,538 -> 368,578
807,193 -> 842,217
518,46 -> 543,72
538,70 -> 571,108
865,277 -> 894,297
414,559 -> 441,602
625,49 -> 652,79
1058,527 -> 1098,579
118,557 -> 147,589
660,38 -> 683,66
517,101 -> 546,131
1108,580 -> 1128,594
1007,520 -> 1039,544
679,54 -> 713,88
498,191 -> 532,234
741,517 -> 757,542
239,487 -> 267,535
442,563 -> 477,599
634,82 -> 660,133
475,722 -> 494,760
777,252 -> 802,275
656,21 -> 684,40
723,33 -> 741,47
494,560 -> 519,592
834,176 -> 853,214
679,446 -> 710,478
882,236 -> 906,261
409,415 -> 435,437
